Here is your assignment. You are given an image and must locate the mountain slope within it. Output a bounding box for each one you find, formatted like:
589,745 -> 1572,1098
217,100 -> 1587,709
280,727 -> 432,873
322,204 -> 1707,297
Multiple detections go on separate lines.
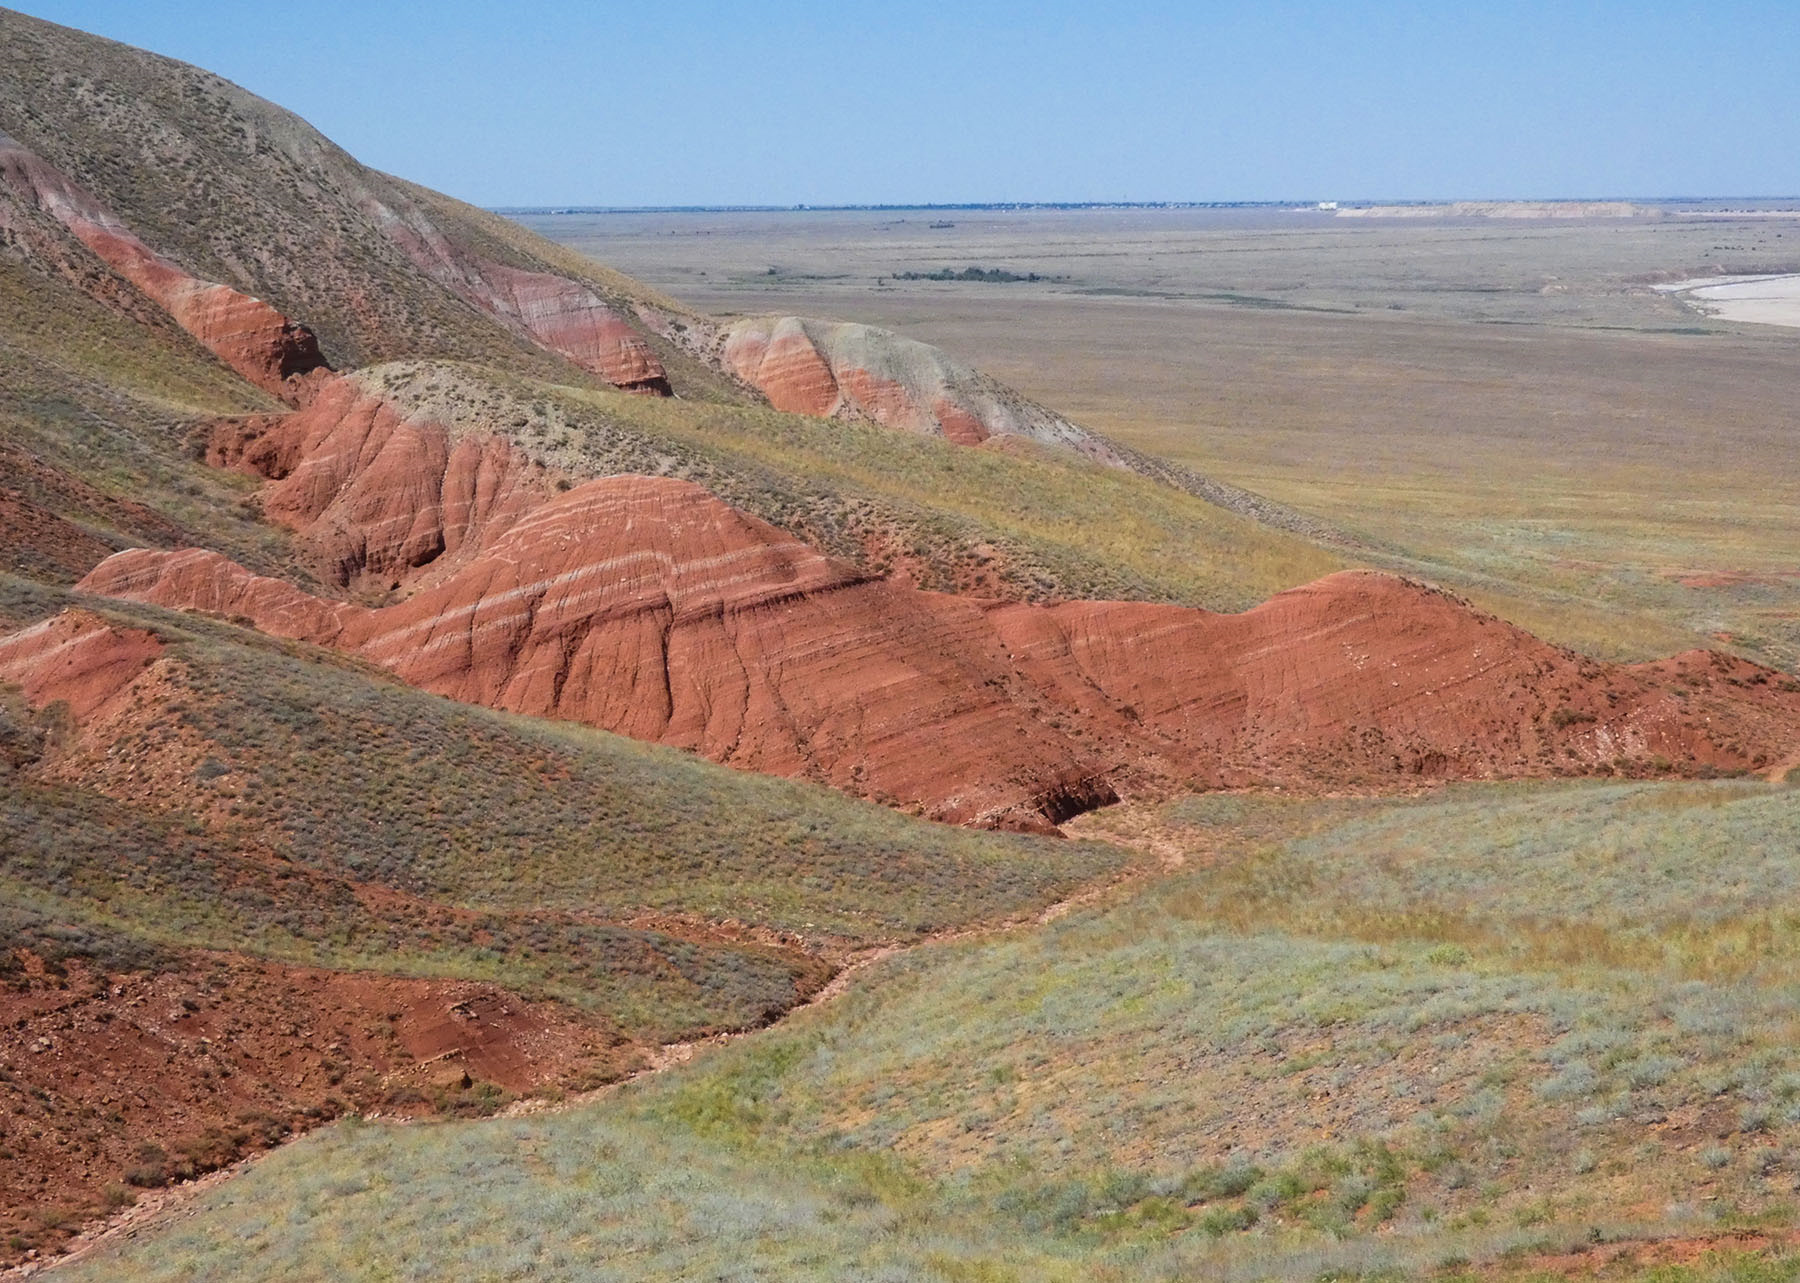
0,7 -> 722,397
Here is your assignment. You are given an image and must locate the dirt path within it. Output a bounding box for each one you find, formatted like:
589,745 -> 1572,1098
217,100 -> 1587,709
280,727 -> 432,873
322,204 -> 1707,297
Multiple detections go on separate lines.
10,851 -> 1156,1278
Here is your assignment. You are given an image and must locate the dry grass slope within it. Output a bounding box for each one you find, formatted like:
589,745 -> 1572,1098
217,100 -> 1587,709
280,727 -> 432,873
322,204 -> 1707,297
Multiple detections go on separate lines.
2,578 -> 1123,975
68,779 -> 1800,1281
360,360 -> 1348,609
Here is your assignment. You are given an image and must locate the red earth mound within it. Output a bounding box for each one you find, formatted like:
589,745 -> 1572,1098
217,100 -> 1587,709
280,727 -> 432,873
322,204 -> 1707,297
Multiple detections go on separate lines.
0,609 -> 164,723
363,193 -> 671,393
0,130 -> 330,404
78,476 -> 1800,829
205,378 -> 559,591
76,483 -> 1110,830
0,950 -> 630,1260
722,315 -> 1121,462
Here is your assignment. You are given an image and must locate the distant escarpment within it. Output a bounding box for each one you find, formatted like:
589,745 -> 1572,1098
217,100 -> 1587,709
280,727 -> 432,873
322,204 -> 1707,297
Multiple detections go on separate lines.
363,191 -> 671,394
716,314 -> 1356,544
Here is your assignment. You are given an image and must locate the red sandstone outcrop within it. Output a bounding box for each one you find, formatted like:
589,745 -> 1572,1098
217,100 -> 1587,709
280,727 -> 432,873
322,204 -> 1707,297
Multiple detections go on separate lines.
78,482 -> 1110,830
362,194 -> 671,393
77,479 -> 1800,828
0,130 -> 330,403
981,581 -> 1799,782
722,316 -> 1120,460
0,609 -> 164,722
206,378 -> 558,590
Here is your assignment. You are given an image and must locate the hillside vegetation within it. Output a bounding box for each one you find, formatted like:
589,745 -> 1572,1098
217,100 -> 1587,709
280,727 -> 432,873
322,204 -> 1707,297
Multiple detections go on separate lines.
0,574 -> 1123,1254
361,360 -> 1348,609
0,251 -> 300,584
2,579 -> 1123,971
7,6 -> 1800,1278
66,779 -> 1800,1281
0,8 -> 720,391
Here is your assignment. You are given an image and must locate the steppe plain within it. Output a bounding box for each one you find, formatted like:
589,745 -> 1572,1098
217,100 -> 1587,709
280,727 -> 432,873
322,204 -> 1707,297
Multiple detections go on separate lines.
528,204 -> 1800,670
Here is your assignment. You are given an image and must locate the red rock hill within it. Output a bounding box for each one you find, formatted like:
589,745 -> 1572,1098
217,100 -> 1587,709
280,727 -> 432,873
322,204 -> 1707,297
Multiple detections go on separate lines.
79,470 -> 1800,829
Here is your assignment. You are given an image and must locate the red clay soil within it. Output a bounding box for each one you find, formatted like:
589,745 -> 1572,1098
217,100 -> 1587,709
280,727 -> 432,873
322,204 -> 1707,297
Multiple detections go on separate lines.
0,131 -> 331,404
721,315 -> 1120,463
726,315 -> 843,417
0,495 -> 123,588
361,192 -> 671,393
0,951 -> 632,1261
1490,1227 -> 1800,1278
205,378 -> 559,591
76,468 -> 1800,830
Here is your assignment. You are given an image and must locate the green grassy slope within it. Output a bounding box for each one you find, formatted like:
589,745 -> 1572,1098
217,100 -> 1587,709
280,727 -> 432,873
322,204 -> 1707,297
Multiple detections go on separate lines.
77,778 -> 1800,1281
2,578 -> 1123,1021
0,253 -> 302,583
364,361 -> 1349,609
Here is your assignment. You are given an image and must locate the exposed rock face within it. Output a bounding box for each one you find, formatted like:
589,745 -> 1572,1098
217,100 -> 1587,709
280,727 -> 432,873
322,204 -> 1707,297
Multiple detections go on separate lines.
0,609 -> 165,722
207,377 -> 558,590
478,261 -> 672,393
723,316 -> 1120,461
0,130 -> 330,403
982,578 -> 1800,783
79,483 -> 1800,828
363,194 -> 671,393
78,482 -> 1109,831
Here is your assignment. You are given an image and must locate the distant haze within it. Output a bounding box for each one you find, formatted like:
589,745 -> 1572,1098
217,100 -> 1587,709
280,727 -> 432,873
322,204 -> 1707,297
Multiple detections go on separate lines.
12,0 -> 1800,207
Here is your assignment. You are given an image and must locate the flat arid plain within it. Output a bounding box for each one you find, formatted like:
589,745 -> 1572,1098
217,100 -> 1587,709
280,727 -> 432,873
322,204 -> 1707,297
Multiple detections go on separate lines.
8,6 -> 1800,1281
529,204 -> 1800,669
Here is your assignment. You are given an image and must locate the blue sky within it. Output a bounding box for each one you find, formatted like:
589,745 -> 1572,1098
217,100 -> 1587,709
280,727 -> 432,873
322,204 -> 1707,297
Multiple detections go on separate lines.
16,1 -> 1800,206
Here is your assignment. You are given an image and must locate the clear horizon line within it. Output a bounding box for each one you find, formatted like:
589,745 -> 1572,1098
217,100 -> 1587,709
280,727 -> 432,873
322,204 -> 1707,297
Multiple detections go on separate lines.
490,196 -> 1800,216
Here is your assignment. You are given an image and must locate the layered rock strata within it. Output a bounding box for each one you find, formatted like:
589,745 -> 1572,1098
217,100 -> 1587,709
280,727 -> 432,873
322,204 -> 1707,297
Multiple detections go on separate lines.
723,316 -> 1118,461
0,130 -> 330,403
78,476 -> 1800,829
